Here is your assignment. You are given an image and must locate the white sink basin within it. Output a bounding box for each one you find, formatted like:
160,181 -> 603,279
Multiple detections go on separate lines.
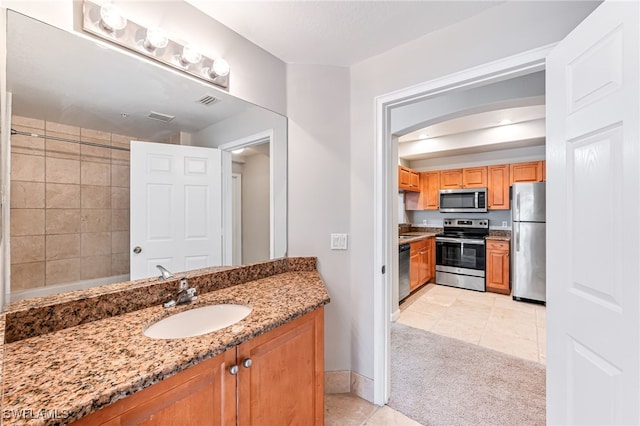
144,304 -> 252,339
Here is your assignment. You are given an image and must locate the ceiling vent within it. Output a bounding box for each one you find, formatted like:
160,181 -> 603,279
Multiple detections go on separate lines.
147,111 -> 175,122
197,95 -> 219,106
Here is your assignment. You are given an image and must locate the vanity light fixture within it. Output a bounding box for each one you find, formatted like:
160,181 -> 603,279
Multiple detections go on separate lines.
210,58 -> 230,78
82,0 -> 230,89
99,3 -> 127,32
143,27 -> 169,52
232,148 -> 245,154
180,45 -> 203,66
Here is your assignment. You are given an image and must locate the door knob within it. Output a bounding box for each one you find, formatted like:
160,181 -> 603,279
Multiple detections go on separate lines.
133,246 -> 142,254
242,358 -> 252,368
229,365 -> 239,375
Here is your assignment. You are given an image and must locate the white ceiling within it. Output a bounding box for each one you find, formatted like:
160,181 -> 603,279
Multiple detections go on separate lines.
186,0 -> 504,66
399,105 -> 546,143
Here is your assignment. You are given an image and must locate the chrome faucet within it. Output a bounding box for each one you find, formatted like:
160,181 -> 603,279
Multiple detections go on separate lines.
163,277 -> 198,308
156,265 -> 174,281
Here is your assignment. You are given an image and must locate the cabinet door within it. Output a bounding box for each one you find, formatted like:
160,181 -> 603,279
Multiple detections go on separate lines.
410,171 -> 420,190
73,350 -> 237,426
237,309 -> 324,426
487,165 -> 510,210
423,171 -> 440,209
423,237 -> 435,282
398,166 -> 411,190
462,167 -> 487,188
410,249 -> 421,291
486,241 -> 510,294
440,169 -> 463,189
510,161 -> 543,184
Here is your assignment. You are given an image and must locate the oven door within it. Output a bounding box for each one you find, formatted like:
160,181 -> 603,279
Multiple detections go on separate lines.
435,237 -> 486,274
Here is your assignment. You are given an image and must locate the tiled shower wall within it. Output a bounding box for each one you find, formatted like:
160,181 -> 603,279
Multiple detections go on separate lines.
10,115 -> 131,292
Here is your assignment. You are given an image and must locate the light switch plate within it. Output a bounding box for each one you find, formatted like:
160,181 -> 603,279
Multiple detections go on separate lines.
331,233 -> 348,250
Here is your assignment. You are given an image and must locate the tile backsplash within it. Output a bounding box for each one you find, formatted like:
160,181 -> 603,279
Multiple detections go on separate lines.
9,115 -> 132,292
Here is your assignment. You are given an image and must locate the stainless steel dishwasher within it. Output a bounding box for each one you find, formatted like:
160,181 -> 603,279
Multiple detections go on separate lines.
399,243 -> 411,302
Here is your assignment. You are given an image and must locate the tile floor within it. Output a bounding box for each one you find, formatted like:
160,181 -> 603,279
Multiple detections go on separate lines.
325,283 -> 547,425
397,283 -> 546,364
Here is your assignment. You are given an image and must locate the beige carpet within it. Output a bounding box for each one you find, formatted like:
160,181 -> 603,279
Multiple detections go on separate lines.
389,322 -> 546,426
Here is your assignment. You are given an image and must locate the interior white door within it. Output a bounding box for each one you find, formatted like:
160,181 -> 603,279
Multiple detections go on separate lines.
547,1 -> 639,424
130,141 -> 223,280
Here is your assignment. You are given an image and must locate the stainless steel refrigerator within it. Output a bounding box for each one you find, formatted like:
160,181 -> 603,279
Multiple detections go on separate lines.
511,182 -> 546,304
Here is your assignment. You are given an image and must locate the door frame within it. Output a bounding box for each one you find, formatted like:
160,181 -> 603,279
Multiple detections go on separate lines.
373,43 -> 556,404
218,130 -> 275,262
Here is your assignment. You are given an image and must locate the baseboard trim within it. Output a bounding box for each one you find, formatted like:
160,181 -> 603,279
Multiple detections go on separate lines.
324,370 -> 351,394
391,308 -> 401,322
350,371 -> 375,402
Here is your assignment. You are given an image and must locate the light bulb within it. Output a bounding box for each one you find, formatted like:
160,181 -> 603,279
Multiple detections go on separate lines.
180,45 -> 202,66
144,27 -> 169,51
100,4 -> 127,32
210,58 -> 230,78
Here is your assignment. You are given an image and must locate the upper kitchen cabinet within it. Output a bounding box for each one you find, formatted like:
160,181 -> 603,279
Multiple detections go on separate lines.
440,169 -> 463,189
398,166 -> 420,192
510,161 -> 545,184
405,171 -> 440,210
462,167 -> 488,188
487,165 -> 510,210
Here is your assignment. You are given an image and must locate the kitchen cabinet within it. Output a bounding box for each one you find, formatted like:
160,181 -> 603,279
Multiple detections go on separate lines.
405,171 -> 440,210
398,166 -> 420,192
462,167 -> 488,188
510,161 -> 544,184
486,241 -> 510,294
410,237 -> 435,291
487,165 -> 510,210
73,309 -> 325,426
440,169 -> 463,189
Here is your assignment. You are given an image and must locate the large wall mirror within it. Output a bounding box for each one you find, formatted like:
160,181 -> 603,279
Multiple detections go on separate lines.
4,10 -> 287,303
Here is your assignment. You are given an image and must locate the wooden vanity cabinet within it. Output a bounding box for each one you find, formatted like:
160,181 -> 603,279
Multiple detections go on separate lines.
74,309 -> 324,426
487,164 -> 510,210
486,241 -> 510,295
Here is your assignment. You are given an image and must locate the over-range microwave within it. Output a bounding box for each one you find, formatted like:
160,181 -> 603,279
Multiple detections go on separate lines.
439,188 -> 488,213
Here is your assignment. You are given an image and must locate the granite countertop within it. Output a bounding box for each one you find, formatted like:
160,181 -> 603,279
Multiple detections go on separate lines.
397,232 -> 439,245
486,235 -> 511,242
1,259 -> 329,425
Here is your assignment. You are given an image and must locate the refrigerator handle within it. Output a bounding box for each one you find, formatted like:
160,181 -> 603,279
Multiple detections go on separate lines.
515,192 -> 520,221
515,222 -> 520,252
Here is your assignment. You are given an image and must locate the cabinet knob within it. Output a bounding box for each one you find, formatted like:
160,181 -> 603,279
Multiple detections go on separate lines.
229,365 -> 239,375
242,358 -> 252,368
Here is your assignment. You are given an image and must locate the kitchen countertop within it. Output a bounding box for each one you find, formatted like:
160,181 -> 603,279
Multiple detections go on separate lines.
0,258 -> 329,425
486,234 -> 511,242
397,232 -> 438,245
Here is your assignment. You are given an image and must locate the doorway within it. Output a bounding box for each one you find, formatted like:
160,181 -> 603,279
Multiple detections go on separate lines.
373,45 -> 553,404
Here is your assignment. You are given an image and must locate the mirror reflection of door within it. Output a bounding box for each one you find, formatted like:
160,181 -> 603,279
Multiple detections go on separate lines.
231,142 -> 270,265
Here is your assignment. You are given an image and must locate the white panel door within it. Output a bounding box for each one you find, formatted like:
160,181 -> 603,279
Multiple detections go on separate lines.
130,141 -> 223,280
547,1 -> 639,424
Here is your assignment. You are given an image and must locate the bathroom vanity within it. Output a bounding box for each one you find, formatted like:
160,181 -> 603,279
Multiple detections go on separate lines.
0,258 -> 329,425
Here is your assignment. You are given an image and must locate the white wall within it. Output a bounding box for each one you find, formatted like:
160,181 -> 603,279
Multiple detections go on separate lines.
349,0 -> 599,386
287,64 -> 351,372
241,153 -> 270,264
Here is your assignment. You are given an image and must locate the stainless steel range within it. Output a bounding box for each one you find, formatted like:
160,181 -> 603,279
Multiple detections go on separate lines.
435,218 -> 489,292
